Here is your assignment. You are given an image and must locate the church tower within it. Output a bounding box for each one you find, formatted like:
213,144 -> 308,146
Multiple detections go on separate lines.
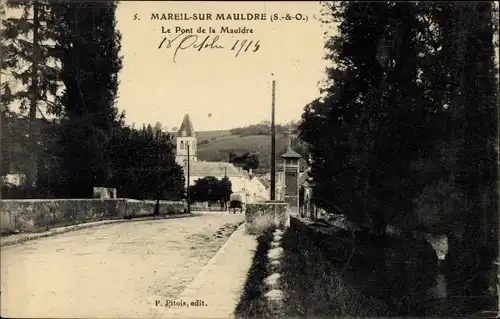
176,114 -> 197,166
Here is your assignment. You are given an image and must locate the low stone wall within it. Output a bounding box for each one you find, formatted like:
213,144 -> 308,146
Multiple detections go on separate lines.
0,198 -> 186,233
124,199 -> 185,218
245,201 -> 289,235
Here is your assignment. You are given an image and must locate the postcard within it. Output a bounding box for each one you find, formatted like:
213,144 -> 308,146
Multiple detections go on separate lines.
1,1 -> 499,318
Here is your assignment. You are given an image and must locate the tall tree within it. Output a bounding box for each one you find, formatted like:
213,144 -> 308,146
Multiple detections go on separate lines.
434,2 -> 499,312
1,0 -> 61,115
153,121 -> 162,136
108,126 -> 184,201
301,2 -> 433,233
146,124 -> 154,138
1,0 -> 62,197
47,1 -> 123,197
300,1 -> 499,314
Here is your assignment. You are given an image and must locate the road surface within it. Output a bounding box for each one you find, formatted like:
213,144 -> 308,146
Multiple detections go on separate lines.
1,214 -> 244,318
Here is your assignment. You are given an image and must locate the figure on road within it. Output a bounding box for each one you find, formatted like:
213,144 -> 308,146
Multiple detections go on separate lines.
229,192 -> 245,214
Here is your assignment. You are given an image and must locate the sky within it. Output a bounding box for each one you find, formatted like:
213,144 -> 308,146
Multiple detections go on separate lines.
115,1 -> 328,132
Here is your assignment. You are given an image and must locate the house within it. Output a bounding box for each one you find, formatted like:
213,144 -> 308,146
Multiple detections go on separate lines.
246,174 -> 269,202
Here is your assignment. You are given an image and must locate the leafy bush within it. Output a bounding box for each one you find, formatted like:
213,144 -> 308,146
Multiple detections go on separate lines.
188,176 -> 232,204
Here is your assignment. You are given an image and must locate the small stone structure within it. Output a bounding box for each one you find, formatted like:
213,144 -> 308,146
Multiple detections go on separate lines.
264,273 -> 281,287
268,247 -> 284,261
267,259 -> 282,272
244,201 -> 289,235
263,228 -> 286,315
0,199 -> 186,233
270,241 -> 281,248
92,187 -> 117,199
265,289 -> 284,301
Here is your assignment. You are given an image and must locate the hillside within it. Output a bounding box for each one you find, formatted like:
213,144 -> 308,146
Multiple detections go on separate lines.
197,133 -> 309,170
171,124 -> 307,170
196,130 -> 232,143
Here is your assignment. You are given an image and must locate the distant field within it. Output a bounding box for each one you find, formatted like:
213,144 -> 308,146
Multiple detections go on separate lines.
196,130 -> 232,142
172,129 -> 232,145
172,128 -> 303,169
197,134 -> 291,168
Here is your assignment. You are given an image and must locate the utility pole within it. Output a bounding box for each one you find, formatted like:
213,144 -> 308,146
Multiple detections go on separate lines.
0,107 -> 3,200
186,144 -> 191,213
270,77 -> 276,200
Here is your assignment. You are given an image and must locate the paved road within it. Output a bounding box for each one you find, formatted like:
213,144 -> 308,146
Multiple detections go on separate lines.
153,223 -> 258,318
1,214 -> 244,318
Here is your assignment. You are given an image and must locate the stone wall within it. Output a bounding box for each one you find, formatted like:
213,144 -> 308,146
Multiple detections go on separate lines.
124,199 -> 185,218
245,201 -> 289,235
0,199 -> 186,233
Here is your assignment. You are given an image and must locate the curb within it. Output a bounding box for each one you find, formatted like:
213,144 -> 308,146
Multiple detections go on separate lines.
179,222 -> 248,295
162,221 -> 250,318
0,213 -> 201,248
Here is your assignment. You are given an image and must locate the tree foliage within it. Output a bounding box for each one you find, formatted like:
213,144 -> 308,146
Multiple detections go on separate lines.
1,0 -> 61,115
188,176 -> 232,205
299,1 -> 498,312
228,151 -> 259,171
229,120 -> 300,137
40,1 -> 124,197
2,1 -> 184,202
107,126 -> 185,200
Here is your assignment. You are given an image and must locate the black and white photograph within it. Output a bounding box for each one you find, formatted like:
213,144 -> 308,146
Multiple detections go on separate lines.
0,1 -> 499,318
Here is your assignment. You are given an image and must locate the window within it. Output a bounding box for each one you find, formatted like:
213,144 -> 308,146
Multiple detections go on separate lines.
180,141 -> 184,149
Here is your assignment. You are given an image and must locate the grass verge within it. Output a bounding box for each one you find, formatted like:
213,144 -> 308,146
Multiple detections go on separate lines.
280,226 -> 387,317
234,228 -> 276,319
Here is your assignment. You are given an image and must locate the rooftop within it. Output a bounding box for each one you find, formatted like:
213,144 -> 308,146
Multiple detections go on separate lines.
177,114 -> 196,138
281,148 -> 302,159
187,161 -> 245,177
258,177 -> 270,189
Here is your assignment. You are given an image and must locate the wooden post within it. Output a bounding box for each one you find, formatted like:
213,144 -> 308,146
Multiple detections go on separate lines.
270,78 -> 276,200
187,144 -> 191,213
0,109 -> 3,199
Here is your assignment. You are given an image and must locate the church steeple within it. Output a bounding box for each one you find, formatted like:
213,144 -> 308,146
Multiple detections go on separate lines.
178,114 -> 196,138
176,114 -> 197,166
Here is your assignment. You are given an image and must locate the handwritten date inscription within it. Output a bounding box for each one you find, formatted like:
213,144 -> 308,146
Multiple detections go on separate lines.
158,34 -> 260,63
